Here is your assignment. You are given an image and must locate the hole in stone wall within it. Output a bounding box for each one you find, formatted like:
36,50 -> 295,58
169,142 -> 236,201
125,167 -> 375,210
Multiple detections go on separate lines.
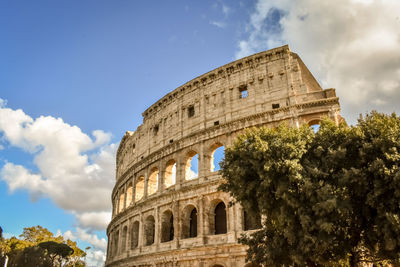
272,103 -> 280,109
121,226 -> 127,252
144,216 -> 155,246
118,190 -> 125,213
135,176 -> 145,202
130,221 -> 139,249
181,205 -> 198,239
164,160 -> 176,188
185,152 -> 198,180
153,124 -> 159,135
113,230 -> 119,256
161,210 -> 174,242
126,182 -> 133,207
214,121 -> 219,126
188,105 -> 195,118
239,86 -> 248,98
210,145 -> 224,172
189,208 -> 198,238
214,202 -> 227,235
148,168 -> 159,195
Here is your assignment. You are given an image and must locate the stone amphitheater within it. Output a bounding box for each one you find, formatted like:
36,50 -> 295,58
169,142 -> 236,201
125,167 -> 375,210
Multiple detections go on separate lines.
105,45 -> 341,267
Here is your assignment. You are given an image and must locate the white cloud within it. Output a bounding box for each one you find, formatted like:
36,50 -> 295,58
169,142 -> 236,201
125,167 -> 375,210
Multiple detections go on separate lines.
236,0 -> 400,124
0,98 -> 7,108
222,4 -> 231,16
0,99 -> 117,232
75,228 -> 107,251
75,212 -> 111,231
210,20 -> 226,28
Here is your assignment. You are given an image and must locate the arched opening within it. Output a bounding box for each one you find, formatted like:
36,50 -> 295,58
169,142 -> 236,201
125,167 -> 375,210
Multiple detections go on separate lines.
185,151 -> 199,180
144,215 -> 155,246
121,226 -> 127,252
214,201 -> 227,235
210,144 -> 224,172
243,210 -> 262,231
130,221 -> 139,249
118,191 -> 125,212
113,197 -> 118,215
148,168 -> 159,195
126,182 -> 133,207
135,176 -> 144,202
161,210 -> 174,242
113,230 -> 119,256
164,159 -> 176,188
181,205 -> 198,239
189,208 -> 198,238
308,119 -> 321,133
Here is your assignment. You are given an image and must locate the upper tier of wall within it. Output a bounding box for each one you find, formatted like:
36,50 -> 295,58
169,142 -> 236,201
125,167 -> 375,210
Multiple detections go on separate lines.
115,45 -> 338,180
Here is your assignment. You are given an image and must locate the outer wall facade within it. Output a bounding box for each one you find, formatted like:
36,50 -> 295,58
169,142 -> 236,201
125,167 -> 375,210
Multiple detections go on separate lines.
106,45 -> 342,267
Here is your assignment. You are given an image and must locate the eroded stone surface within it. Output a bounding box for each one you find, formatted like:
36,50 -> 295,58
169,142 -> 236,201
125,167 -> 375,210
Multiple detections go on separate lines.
106,45 -> 341,267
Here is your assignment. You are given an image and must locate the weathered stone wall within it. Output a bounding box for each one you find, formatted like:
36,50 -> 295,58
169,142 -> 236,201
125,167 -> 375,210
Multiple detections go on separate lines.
106,45 -> 341,267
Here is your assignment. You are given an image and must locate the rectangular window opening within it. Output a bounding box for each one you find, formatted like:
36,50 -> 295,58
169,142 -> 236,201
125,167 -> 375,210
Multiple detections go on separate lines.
153,124 -> 159,135
214,121 -> 220,126
188,105 -> 195,118
272,103 -> 280,109
239,86 -> 248,98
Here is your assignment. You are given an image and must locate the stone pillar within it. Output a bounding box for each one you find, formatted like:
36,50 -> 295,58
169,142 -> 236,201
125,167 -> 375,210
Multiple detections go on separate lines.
131,176 -> 136,206
155,207 -> 160,246
144,167 -> 149,198
158,159 -> 165,193
138,212 -> 144,251
123,183 -> 127,210
199,195 -> 207,243
172,200 -> 180,248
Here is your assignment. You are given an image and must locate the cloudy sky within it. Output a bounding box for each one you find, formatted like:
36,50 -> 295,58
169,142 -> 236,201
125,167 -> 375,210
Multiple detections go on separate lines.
1,0 -> 399,266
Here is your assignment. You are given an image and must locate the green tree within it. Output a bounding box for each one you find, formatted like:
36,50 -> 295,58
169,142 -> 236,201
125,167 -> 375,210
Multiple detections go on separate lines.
220,111 -> 400,266
0,225 -> 86,267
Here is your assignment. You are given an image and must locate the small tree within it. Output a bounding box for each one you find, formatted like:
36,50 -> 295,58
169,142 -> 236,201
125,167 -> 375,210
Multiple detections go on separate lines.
220,111 -> 400,266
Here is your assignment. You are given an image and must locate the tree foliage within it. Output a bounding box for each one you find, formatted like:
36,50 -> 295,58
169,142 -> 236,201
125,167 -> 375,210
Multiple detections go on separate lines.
0,225 -> 86,267
220,111 -> 400,266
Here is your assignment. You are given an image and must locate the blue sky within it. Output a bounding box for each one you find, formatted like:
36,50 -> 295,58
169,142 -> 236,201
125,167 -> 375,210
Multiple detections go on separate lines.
1,0 -> 400,266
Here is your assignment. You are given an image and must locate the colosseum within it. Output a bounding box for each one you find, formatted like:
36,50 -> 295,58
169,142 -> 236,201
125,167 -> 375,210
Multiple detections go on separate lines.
105,45 -> 341,267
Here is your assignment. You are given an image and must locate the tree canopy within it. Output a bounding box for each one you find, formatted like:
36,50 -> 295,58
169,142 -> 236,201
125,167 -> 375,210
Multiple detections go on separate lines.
0,225 -> 86,267
220,111 -> 400,266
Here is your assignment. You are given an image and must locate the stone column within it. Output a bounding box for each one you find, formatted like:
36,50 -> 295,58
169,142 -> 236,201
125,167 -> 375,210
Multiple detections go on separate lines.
138,212 -> 144,251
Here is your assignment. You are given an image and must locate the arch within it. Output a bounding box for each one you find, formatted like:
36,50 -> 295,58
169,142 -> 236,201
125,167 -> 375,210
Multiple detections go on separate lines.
161,210 -> 174,242
130,221 -> 139,249
144,215 -> 155,246
243,210 -> 262,231
118,191 -> 125,212
308,119 -> 321,133
148,168 -> 159,195
113,197 -> 118,215
210,143 -> 224,172
181,205 -> 198,239
210,200 -> 227,235
164,159 -> 177,188
113,230 -> 119,256
121,225 -> 127,252
185,150 -> 199,180
126,182 -> 133,207
135,176 -> 145,202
